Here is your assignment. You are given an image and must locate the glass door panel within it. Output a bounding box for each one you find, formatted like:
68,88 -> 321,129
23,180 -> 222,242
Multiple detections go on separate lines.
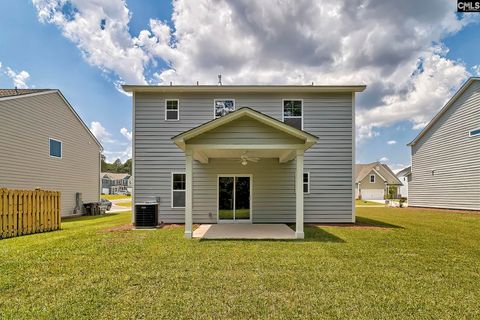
218,177 -> 234,220
235,177 -> 250,220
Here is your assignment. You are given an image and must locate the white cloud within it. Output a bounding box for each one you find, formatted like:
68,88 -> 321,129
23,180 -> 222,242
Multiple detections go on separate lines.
387,140 -> 397,145
5,67 -> 31,88
120,127 -> 132,141
379,157 -> 389,162
89,121 -> 114,144
32,0 -> 479,142
473,65 -> 480,76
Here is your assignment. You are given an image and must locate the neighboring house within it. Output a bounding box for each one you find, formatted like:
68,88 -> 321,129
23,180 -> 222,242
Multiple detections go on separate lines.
0,89 -> 103,216
123,84 -> 366,238
396,166 -> 411,198
101,172 -> 132,194
355,162 -> 403,200
408,77 -> 480,210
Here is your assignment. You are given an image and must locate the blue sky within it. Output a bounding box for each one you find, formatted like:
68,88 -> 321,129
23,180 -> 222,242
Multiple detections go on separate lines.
0,1 -> 479,170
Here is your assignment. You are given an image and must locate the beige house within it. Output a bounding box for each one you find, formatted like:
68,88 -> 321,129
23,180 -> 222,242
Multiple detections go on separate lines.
0,89 -> 103,216
123,84 -> 366,239
355,162 -> 402,200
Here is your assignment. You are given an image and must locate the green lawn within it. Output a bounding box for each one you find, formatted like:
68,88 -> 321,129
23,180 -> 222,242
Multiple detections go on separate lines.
355,199 -> 383,206
1,208 -> 479,319
102,194 -> 131,201
116,202 -> 132,207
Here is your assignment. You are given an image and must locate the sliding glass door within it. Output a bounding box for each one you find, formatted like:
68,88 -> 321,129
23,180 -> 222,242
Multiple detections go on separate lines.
218,175 -> 251,222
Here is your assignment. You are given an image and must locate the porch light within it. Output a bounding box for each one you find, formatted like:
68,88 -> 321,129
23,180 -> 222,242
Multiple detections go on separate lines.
241,159 -> 248,166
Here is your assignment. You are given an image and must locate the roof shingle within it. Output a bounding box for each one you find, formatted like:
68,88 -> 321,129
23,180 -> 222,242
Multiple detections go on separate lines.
0,88 -> 52,98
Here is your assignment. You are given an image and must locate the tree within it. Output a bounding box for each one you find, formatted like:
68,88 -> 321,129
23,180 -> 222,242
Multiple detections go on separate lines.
100,155 -> 132,175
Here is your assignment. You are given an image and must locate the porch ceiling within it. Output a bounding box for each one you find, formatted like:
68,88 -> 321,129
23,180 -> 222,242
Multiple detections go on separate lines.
192,148 -> 299,164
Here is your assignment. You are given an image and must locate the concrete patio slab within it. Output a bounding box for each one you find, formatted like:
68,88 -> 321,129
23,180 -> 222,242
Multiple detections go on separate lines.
192,224 -> 296,240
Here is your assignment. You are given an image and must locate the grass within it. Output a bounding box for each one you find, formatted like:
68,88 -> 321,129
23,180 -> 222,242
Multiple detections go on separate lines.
102,194 -> 131,201
1,208 -> 479,319
355,199 -> 382,206
218,208 -> 250,219
116,202 -> 132,207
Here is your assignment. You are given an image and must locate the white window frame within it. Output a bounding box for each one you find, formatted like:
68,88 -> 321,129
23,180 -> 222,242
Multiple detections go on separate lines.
369,174 -> 375,183
282,99 -> 303,130
469,127 -> 480,137
171,172 -> 186,209
213,99 -> 236,119
49,138 -> 62,159
165,99 -> 180,121
303,172 -> 310,194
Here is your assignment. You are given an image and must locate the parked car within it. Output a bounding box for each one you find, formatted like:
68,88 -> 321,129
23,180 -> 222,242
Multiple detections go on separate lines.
99,198 -> 112,210
116,190 -> 131,196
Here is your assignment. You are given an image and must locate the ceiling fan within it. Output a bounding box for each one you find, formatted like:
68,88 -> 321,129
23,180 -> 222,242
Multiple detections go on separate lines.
227,152 -> 260,166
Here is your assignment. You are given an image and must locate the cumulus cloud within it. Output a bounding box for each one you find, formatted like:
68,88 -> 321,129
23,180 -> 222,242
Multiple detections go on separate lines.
89,121 -> 114,144
120,127 -> 132,141
387,140 -> 397,145
32,0 -> 479,142
473,65 -> 480,76
379,157 -> 389,162
5,67 -> 31,88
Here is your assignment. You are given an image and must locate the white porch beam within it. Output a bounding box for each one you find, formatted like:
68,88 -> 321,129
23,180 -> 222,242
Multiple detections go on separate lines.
279,150 -> 296,163
185,149 -> 193,238
194,151 -> 209,164
295,149 -> 304,239
189,144 -> 306,150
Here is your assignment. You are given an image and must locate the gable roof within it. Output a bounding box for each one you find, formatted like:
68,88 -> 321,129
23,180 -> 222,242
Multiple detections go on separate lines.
408,77 -> 480,146
0,89 -> 103,150
101,172 -> 131,180
355,162 -> 403,185
0,89 -> 52,98
396,166 -> 411,177
172,107 -> 318,150
122,84 -> 366,94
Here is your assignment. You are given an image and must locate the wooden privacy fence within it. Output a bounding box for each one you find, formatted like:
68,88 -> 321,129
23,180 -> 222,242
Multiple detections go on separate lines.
0,188 -> 61,239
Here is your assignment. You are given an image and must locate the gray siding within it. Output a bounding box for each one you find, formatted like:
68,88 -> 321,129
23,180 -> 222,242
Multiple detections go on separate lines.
0,92 -> 101,216
410,81 -> 480,210
134,92 -> 353,223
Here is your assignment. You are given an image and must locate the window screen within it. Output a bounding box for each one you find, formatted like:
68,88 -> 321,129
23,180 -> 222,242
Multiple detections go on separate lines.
283,100 -> 302,130
49,139 -> 62,158
214,99 -> 235,118
172,173 -> 186,208
165,100 -> 179,120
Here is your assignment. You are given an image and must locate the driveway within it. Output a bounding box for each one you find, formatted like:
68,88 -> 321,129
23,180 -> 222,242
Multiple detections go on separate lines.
107,199 -> 132,213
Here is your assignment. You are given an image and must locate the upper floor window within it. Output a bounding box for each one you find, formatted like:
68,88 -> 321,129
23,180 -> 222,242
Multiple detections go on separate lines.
369,174 -> 375,183
469,128 -> 480,137
283,100 -> 303,130
214,99 -> 235,118
165,100 -> 179,121
49,138 -> 62,158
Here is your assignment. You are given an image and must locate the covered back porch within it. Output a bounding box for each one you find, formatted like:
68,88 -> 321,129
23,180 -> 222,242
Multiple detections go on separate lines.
172,108 -> 317,239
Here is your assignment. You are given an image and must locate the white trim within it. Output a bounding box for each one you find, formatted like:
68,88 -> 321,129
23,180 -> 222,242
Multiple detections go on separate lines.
469,127 -> 480,137
213,98 -> 236,119
122,85 -> 367,93
369,174 -> 375,183
217,174 -> 253,223
171,172 -> 186,209
282,99 -> 304,130
49,138 -> 62,159
295,150 -> 304,239
165,99 -> 180,121
303,172 -> 310,194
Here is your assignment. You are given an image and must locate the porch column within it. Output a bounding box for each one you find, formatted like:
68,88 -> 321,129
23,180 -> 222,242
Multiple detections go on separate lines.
185,149 -> 193,238
295,149 -> 304,239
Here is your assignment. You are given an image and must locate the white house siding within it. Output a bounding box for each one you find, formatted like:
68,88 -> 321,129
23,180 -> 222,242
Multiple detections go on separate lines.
0,92 -> 101,216
134,91 -> 354,223
410,81 -> 480,210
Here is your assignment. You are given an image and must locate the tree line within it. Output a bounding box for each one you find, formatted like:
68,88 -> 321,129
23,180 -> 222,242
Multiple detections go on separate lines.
101,155 -> 132,174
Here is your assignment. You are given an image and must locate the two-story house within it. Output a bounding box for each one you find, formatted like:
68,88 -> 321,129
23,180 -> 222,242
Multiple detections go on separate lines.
408,77 -> 480,210
101,172 -> 132,194
123,84 -> 366,238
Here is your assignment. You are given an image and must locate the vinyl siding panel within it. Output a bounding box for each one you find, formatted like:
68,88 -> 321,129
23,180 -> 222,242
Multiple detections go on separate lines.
410,81 -> 480,210
0,92 -> 101,216
359,171 -> 385,190
134,92 -> 353,223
